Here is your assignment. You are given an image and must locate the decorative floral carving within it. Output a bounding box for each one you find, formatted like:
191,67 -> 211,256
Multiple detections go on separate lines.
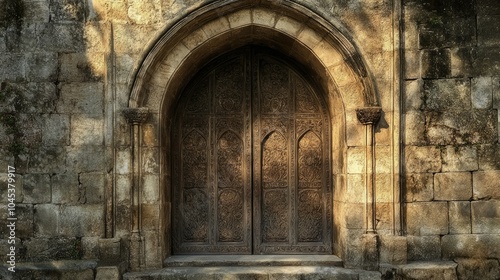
123,107 -> 149,124
218,189 -> 244,242
262,189 -> 289,242
356,106 -> 382,125
298,190 -> 322,242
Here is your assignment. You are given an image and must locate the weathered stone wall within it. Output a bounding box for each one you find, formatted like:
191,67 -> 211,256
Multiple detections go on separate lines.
403,0 -> 500,275
0,0 -> 498,278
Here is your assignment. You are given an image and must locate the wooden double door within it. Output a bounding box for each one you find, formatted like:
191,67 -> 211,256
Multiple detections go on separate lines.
172,47 -> 332,254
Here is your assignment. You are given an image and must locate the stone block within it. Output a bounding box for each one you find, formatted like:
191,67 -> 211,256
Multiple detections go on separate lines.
434,172 -> 472,201
472,77 -> 493,109
99,238 -> 122,264
142,147 -> 160,174
0,172 -> 23,203
478,144 -> 500,170
375,146 -> 391,174
472,200 -> 500,233
442,234 -> 500,259
406,202 -> 448,235
297,26 -> 323,52
34,204 -> 59,237
252,8 -> 277,28
421,48 -> 451,79
404,79 -> 424,111
346,110 -> 366,147
49,0 -> 86,22
396,262 -> 458,280
127,0 -> 161,25
51,173 -> 80,204
71,115 -> 104,146
449,201 -> 471,234
375,203 -> 393,232
22,173 -> 51,204
407,235 -> 442,261
143,230 -> 161,268
426,110 -> 497,145
24,0 -> 50,23
404,50 -> 420,79
114,24 -> 159,54
142,114 -> 159,147
494,77 -> 500,109
67,145 -> 106,172
42,114 -> 70,145
228,9 -> 252,29
115,54 -> 135,84
423,78 -> 470,112
455,258 -> 500,280
342,202 -> 364,229
142,174 -> 160,203
379,235 -> 407,265
141,204 -> 160,230
442,146 -> 478,172
0,53 -> 25,81
81,236 -> 100,259
23,238 -> 85,262
116,174 -> 132,205
347,147 -> 366,174
478,15 -> 500,46
361,233 -> 379,271
451,47 -> 474,78
472,46 -> 500,76
59,52 -> 105,82
5,23 -> 39,52
405,146 -> 441,173
406,173 -> 434,202
9,204 -> 33,239
275,16 -> 302,37
473,170 -> 500,199
79,172 -> 105,203
60,269 -> 94,280
405,111 -> 426,145
57,82 -> 104,115
95,266 -> 121,280
202,16 -> 231,38
38,23 -> 85,52
27,52 -> 58,82
28,146 -> 67,173
59,204 -> 105,237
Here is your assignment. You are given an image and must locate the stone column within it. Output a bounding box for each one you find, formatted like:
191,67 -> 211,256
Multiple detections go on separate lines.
123,107 -> 149,271
356,106 -> 382,270
356,106 -> 382,233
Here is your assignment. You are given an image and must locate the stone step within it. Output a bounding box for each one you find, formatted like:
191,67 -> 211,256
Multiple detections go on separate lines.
163,254 -> 344,267
123,266 -> 381,280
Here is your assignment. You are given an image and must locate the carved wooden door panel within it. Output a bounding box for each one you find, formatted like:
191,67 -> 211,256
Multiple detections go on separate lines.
172,47 -> 332,254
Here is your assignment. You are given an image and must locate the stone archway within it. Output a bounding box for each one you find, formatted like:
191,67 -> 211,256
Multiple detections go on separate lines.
126,0 -> 380,269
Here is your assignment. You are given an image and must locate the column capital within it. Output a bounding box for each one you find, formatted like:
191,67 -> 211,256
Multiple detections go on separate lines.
356,106 -> 382,125
123,107 -> 150,125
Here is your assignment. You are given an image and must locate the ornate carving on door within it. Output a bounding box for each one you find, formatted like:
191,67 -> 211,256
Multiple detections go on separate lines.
172,47 -> 332,254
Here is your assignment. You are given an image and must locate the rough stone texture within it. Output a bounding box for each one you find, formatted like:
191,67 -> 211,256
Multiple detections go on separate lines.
434,172 -> 472,201
407,235 -> 442,261
442,234 -> 500,259
473,170 -> 500,199
455,258 -> 500,280
405,173 -> 434,202
406,202 -> 448,235
405,146 -> 442,173
441,146 -> 478,172
395,262 -> 458,280
471,200 -> 500,234
449,201 -> 471,234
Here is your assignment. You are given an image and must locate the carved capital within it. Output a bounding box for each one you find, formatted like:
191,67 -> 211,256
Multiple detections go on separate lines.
356,107 -> 382,125
123,107 -> 150,124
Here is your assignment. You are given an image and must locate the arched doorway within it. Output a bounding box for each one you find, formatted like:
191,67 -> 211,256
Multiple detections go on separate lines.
172,46 -> 332,254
